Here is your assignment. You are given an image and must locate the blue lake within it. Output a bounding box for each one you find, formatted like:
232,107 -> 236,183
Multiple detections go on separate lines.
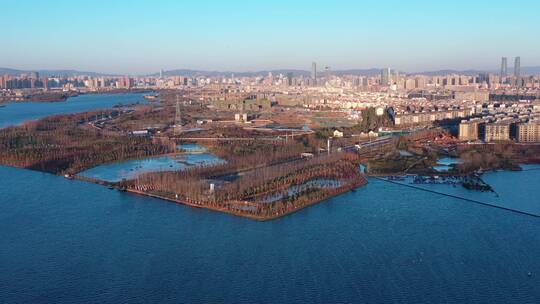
78,153 -> 224,182
1,93 -> 540,303
387,165 -> 540,216
433,157 -> 462,172
0,93 -> 147,128
1,165 -> 540,303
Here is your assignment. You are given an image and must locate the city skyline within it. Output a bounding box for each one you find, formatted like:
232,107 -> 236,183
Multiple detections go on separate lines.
1,57 -> 538,78
2,0 -> 540,74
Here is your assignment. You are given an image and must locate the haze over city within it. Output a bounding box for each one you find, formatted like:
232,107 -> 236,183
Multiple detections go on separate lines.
3,0 -> 540,74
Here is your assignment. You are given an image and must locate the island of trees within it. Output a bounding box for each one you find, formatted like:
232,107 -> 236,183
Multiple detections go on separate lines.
0,103 -> 368,220
0,110 -> 175,175
123,152 -> 366,220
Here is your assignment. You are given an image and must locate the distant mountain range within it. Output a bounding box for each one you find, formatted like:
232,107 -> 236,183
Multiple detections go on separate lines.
149,68 -> 387,77
414,67 -> 540,76
2,66 -> 540,77
151,69 -> 312,78
0,68 -> 115,77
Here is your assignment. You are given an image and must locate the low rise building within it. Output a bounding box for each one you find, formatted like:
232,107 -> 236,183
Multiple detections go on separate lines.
333,130 -> 344,137
454,90 -> 489,102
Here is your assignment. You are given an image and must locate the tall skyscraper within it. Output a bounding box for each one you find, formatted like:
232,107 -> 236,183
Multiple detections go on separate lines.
500,57 -> 507,83
381,68 -> 391,85
477,73 -> 489,84
287,72 -> 293,86
311,62 -> 317,86
514,56 -> 521,87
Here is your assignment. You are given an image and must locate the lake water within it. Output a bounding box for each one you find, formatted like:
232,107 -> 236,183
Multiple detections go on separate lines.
385,165 -> 540,216
433,157 -> 462,172
78,153 -> 224,183
1,166 -> 540,303
0,93 -> 147,128
1,94 -> 540,303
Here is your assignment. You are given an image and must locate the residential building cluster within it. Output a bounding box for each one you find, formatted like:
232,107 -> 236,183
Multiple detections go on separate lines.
458,101 -> 540,142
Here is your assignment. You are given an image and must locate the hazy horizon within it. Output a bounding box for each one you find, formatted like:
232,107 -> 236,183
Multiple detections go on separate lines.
2,0 -> 540,74
1,65 -> 537,77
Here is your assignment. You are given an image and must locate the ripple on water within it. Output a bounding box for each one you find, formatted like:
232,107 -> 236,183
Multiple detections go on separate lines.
1,166 -> 540,303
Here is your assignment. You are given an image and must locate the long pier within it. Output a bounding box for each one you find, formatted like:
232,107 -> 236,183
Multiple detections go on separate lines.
373,176 -> 540,218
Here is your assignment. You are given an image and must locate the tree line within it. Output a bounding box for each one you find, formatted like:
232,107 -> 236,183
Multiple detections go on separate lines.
0,111 -> 176,174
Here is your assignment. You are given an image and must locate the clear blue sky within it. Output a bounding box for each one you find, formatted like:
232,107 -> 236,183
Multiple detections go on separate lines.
2,0 -> 539,74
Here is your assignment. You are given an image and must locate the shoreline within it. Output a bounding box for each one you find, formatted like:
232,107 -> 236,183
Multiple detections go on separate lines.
366,161 -> 540,178
373,176 -> 540,218
0,89 -> 151,104
124,177 -> 368,221
0,162 -> 368,222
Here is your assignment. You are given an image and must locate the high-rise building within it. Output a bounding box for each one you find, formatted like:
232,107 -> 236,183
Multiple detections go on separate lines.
459,121 -> 480,141
477,73 -> 489,85
381,68 -> 391,85
415,76 -> 427,89
266,72 -> 273,85
500,57 -> 507,83
514,56 -> 521,87
517,122 -> 540,142
404,78 -> 416,90
393,70 -> 400,84
118,76 -> 133,88
286,72 -> 293,86
311,62 -> 317,86
514,56 -> 521,78
485,122 -> 511,142
362,77 -> 368,86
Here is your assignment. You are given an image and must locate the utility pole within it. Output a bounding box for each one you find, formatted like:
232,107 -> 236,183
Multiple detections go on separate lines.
175,95 -> 182,135
327,137 -> 332,155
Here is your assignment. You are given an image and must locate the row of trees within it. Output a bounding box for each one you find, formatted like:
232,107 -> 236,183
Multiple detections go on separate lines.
457,150 -> 519,173
0,111 -> 176,174
126,152 -> 366,219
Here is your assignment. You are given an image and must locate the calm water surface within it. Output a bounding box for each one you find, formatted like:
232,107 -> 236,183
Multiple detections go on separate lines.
1,166 -> 540,303
78,144 -> 223,182
1,94 -> 540,303
78,153 -> 224,182
0,93 -> 146,128
390,165 -> 540,216
433,157 -> 462,172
